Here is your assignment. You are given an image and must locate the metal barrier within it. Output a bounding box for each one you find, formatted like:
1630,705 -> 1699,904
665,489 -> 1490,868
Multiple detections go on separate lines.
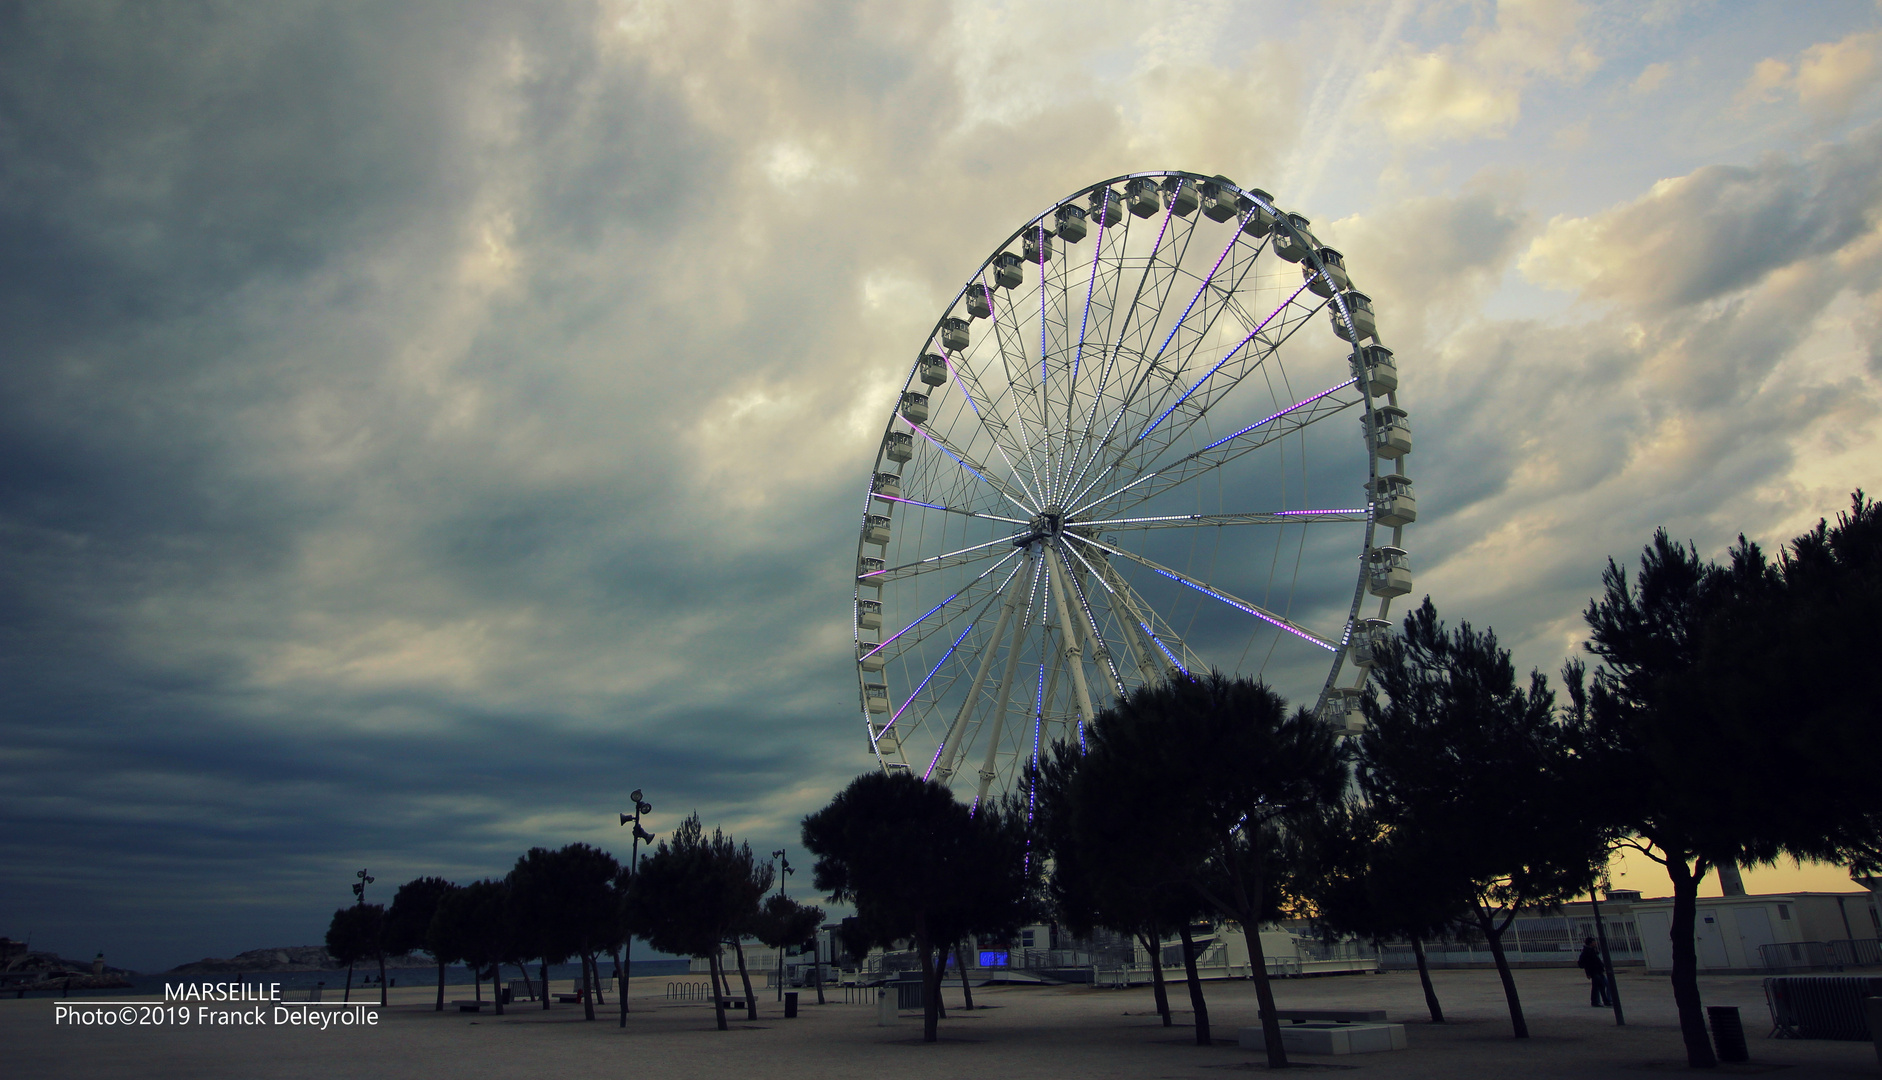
665,981 -> 712,1001
1764,976 -> 1882,1039
1762,940 -> 1882,973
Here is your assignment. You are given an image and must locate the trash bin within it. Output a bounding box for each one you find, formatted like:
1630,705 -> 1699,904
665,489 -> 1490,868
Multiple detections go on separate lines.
499,987 -> 512,1006
876,986 -> 897,1026
784,992 -> 799,1018
1707,1005 -> 1749,1063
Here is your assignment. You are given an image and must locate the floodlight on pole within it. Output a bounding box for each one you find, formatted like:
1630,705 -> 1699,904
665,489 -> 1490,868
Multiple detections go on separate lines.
617,789 -> 655,1027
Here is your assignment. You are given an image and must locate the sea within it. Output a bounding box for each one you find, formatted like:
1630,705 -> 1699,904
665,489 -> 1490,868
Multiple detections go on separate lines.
11,958 -> 695,1000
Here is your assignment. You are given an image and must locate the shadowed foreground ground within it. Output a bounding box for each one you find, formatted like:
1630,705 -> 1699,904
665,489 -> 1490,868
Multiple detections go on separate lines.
9,965 -> 1878,1078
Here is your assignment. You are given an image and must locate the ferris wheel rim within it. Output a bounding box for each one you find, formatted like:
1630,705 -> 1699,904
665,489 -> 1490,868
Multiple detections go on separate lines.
852,169 -> 1407,793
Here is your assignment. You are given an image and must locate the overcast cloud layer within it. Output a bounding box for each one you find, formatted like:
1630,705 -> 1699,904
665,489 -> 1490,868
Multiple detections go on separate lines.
4,0 -> 1880,971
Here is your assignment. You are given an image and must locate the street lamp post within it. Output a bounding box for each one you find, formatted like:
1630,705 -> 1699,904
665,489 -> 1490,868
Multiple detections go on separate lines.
771,849 -> 793,1001
617,790 -> 654,1028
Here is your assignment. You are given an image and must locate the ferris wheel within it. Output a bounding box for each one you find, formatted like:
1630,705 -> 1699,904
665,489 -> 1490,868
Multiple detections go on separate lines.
852,172 -> 1415,807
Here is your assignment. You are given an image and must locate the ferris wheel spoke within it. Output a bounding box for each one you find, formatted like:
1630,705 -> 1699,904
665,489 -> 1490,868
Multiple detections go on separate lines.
1059,561 -> 1127,698
982,275 -> 1055,499
860,548 -> 1025,664
1055,538 -> 1150,683
871,493 -> 1030,526
929,561 -> 1031,782
1069,376 -> 1362,520
1055,186 -> 1182,503
937,346 -> 1047,511
1079,508 -> 1371,530
864,533 -> 1024,587
1109,288 -> 1330,492
1066,202 -> 1286,506
905,420 -> 1035,515
1056,201 -> 1200,506
1065,281 -> 1322,514
1065,532 -> 1340,652
1060,538 -> 1198,679
872,622 -> 975,752
972,554 -> 1044,807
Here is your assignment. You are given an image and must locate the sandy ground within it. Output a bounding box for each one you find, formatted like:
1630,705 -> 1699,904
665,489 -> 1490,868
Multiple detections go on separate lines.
10,966 -> 1880,1078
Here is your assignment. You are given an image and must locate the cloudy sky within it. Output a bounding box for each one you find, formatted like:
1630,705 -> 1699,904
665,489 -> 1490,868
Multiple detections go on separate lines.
4,0 -> 1880,972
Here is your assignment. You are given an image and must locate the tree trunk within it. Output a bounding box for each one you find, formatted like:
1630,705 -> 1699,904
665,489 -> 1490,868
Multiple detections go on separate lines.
1243,921 -> 1290,1069
1475,901 -> 1528,1039
708,951 -> 728,1031
615,947 -> 628,1026
1411,937 -> 1445,1023
377,950 -> 388,1008
515,961 -> 535,1004
1666,854 -> 1718,1068
469,964 -> 476,1003
435,958 -> 445,1012
918,933 -> 940,1043
540,959 -> 550,1010
582,953 -> 596,1020
777,945 -> 785,1002
732,939 -> 757,1020
492,966 -> 504,1015
933,943 -> 947,1020
345,962 -> 354,1003
956,942 -> 974,1010
1141,932 -> 1172,1026
1176,922 -> 1211,1046
813,935 -> 825,1005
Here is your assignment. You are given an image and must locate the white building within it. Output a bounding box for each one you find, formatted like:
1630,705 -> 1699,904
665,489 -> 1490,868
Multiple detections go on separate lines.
1628,890 -> 1878,973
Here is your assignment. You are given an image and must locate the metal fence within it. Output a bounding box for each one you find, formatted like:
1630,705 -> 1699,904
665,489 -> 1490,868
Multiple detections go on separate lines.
1761,939 -> 1882,973
1764,976 -> 1882,1039
1378,915 -> 1644,970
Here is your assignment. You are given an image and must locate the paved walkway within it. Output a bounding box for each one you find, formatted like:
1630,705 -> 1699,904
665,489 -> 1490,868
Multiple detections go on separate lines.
10,966 -> 1879,1078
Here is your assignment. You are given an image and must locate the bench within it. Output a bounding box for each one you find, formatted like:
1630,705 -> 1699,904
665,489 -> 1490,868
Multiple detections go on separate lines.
1259,1009 -> 1388,1024
452,1000 -> 486,1012
553,993 -> 584,1004
715,998 -> 749,1009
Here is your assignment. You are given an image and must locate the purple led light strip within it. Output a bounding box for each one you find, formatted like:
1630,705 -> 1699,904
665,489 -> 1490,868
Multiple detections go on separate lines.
872,493 -> 1029,524
859,548 -> 1023,661
1150,200 -> 1259,361
1136,278 -> 1311,444
1057,544 -> 1126,695
1067,376 -> 1357,520
877,624 -> 974,742
859,535 -> 1023,586
1201,377 -> 1357,453
1059,185 -> 1179,506
1078,508 -> 1369,526
1067,532 -> 1335,652
941,343 -> 1046,513
905,421 -> 1033,515
1146,621 -> 1188,675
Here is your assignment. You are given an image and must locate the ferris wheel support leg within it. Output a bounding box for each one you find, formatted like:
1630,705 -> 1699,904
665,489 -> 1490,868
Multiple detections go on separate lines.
1046,545 -> 1100,736
934,569 -> 1026,783
1097,556 -> 1173,683
974,555 -> 1037,808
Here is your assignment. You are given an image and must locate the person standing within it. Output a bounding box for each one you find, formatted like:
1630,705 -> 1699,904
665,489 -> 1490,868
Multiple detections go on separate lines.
1577,937 -> 1611,1007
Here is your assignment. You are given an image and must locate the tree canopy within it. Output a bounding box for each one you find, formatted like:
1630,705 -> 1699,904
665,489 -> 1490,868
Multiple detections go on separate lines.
801,770 -> 1034,1043
1360,597 -> 1604,1039
625,814 -> 766,1031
